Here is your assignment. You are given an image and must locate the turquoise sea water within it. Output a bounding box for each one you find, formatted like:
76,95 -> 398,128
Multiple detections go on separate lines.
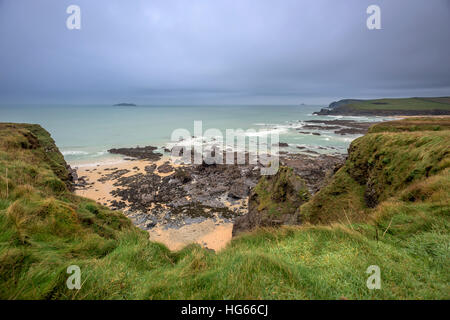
0,104 -> 389,166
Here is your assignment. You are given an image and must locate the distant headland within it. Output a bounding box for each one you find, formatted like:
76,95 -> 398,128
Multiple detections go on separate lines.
314,97 -> 450,116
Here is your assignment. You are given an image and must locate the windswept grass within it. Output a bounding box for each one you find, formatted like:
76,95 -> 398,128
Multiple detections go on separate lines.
344,97 -> 450,111
301,119 -> 450,224
0,121 -> 448,299
368,117 -> 450,133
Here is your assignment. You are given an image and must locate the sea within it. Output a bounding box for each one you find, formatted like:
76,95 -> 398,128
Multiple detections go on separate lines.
0,104 -> 392,166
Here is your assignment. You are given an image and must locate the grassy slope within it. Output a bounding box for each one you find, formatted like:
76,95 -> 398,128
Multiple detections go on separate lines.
301,118 -> 450,223
342,97 -> 450,111
0,121 -> 449,299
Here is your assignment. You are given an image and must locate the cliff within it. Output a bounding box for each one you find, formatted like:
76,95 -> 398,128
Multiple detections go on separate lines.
301,117 -> 450,224
0,123 -> 150,299
232,167 -> 310,236
314,97 -> 450,116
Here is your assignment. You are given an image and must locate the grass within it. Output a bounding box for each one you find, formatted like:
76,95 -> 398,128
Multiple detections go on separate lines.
0,121 -> 448,299
340,97 -> 450,111
368,117 -> 450,133
301,118 -> 449,223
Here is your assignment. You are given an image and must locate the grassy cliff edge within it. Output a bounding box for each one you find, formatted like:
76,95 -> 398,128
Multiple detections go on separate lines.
315,97 -> 450,116
0,121 -> 448,299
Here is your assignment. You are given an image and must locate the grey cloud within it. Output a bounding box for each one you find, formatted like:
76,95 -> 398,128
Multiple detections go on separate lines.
0,0 -> 449,105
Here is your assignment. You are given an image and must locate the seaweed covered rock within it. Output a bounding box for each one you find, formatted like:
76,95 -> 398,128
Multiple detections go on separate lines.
108,145 -> 162,161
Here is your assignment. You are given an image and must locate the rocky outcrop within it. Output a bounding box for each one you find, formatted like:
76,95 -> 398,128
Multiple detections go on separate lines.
277,142 -> 289,147
228,179 -> 250,199
108,145 -> 162,161
232,167 -> 310,236
302,120 -> 377,135
300,117 -> 450,224
101,158 -> 261,230
157,161 -> 174,173
232,152 -> 346,236
280,153 -> 346,194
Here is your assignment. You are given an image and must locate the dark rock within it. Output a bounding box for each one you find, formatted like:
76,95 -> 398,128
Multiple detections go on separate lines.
228,179 -> 250,199
173,168 -> 192,183
144,164 -> 156,173
98,169 -> 130,182
276,142 -> 289,147
280,153 -> 346,194
303,119 -> 377,135
108,145 -> 162,161
157,162 -> 174,173
110,200 -> 127,210
146,221 -> 157,229
232,167 -> 309,236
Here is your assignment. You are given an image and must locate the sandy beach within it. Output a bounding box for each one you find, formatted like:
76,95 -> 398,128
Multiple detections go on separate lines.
74,157 -> 176,205
74,156 -> 235,251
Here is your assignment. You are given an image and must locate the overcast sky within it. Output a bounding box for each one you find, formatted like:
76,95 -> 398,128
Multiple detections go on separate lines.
0,0 -> 449,105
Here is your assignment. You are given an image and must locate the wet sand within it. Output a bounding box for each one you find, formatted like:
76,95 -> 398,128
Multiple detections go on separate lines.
74,158 -> 176,205
149,220 -> 233,251
74,157 -> 235,252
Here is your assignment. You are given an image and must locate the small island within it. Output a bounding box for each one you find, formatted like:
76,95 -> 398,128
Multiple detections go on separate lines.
113,103 -> 137,107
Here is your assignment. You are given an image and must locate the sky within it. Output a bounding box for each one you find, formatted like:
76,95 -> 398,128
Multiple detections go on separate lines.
0,0 -> 449,105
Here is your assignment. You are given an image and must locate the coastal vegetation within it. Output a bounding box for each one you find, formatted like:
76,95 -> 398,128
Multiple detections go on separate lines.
0,119 -> 449,299
315,97 -> 450,115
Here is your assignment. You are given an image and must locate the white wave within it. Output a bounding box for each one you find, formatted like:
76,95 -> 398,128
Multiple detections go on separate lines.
253,123 -> 278,126
166,135 -> 223,149
71,159 -> 127,168
62,150 -> 89,156
327,115 -> 344,119
286,121 -> 305,129
244,127 -> 289,137
321,134 -> 358,142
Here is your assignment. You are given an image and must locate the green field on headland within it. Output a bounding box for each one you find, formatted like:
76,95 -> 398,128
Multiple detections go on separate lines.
0,119 -> 448,299
346,97 -> 450,111
315,97 -> 450,115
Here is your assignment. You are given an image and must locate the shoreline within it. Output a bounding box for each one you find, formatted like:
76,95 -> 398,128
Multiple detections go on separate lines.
70,117 -> 379,252
73,156 -> 237,251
